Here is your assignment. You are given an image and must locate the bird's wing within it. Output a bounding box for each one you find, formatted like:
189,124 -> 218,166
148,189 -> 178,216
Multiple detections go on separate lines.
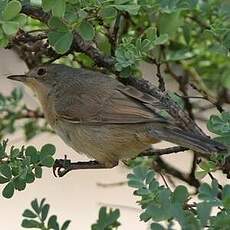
54,81 -> 169,124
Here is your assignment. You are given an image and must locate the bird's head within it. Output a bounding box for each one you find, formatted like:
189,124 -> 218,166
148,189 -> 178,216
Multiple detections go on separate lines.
7,64 -> 61,90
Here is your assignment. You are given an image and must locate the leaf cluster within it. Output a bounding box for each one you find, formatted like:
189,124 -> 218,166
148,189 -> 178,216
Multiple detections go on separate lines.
0,0 -> 26,46
128,165 -> 230,230
0,140 -> 56,198
208,112 -> 230,148
91,207 -> 120,230
22,198 -> 71,230
0,88 -> 51,140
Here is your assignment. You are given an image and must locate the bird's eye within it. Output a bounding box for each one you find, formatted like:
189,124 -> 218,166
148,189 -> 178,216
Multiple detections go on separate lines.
37,68 -> 46,76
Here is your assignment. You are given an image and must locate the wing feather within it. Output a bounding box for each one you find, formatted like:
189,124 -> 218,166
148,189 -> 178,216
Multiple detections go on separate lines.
54,74 -> 168,124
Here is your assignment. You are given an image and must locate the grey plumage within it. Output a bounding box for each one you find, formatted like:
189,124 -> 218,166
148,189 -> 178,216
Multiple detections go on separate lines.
7,64 -> 226,166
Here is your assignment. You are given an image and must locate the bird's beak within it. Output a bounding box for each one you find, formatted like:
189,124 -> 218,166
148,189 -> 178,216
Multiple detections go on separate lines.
7,75 -> 27,82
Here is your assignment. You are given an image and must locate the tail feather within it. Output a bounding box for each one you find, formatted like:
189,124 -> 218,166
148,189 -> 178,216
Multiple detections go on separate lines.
150,128 -> 227,154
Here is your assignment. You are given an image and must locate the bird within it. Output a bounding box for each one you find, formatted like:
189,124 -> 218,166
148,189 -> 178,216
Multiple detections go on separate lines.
7,64 -> 226,176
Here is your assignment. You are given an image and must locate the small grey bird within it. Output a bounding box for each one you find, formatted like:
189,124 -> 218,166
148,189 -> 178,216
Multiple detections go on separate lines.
7,64 -> 226,175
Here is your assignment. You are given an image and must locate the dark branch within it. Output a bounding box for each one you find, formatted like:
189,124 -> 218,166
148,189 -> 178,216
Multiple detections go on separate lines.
140,146 -> 189,156
21,5 -> 115,69
153,156 -> 200,188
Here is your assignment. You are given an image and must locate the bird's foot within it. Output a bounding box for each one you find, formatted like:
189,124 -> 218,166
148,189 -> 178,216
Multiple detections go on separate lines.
53,156 -> 118,177
53,155 -> 72,177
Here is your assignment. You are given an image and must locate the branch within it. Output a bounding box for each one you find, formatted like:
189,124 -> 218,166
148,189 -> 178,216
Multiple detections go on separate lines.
72,33 -> 115,69
21,5 -> 115,69
110,12 -> 122,56
22,5 -> 49,23
153,156 -> 200,188
140,146 -> 189,156
146,57 -> 165,91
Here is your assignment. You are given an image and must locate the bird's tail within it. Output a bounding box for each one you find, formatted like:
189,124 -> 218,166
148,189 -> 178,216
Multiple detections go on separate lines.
150,127 -> 227,154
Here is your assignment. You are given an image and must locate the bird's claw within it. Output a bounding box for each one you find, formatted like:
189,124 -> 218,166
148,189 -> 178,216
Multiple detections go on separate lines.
53,155 -> 72,177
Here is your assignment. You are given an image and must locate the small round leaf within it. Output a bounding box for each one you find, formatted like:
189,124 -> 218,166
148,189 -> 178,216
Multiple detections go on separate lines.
0,164 -> 12,179
22,209 -> 37,218
2,0 -> 22,21
41,144 -> 56,157
41,156 -> 55,167
2,182 -> 14,199
35,166 -> 42,178
78,21 -> 95,41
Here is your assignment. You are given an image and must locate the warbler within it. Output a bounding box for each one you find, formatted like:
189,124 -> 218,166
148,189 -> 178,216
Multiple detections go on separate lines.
7,64 -> 226,172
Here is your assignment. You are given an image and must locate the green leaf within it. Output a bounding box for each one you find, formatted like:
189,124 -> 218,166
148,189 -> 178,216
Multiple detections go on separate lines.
154,34 -> 169,45
10,148 -> 20,158
0,144 -> 5,159
151,223 -> 165,230
0,35 -> 9,47
52,0 -> 66,18
197,202 -> 212,226
61,220 -> 71,230
92,207 -> 120,229
223,185 -> 230,209
198,180 -> 220,201
145,203 -> 171,222
21,219 -> 41,228
25,172 -> 35,183
22,209 -> 37,218
133,166 -> 147,180
14,177 -> 26,191
172,185 -> 189,204
166,49 -> 194,61
48,215 -> 59,230
48,31 -> 73,54
40,156 -> 55,167
31,199 -> 40,214
40,144 -> 56,157
99,6 -> 117,19
0,175 -> 9,184
48,17 -> 68,32
0,163 -> 12,179
34,166 -> 42,178
2,182 -> 14,198
78,21 -> 95,41
42,0 -> 55,11
41,204 -> 50,221
183,25 -> 191,45
158,12 -> 182,37
2,21 -> 19,35
195,170 -> 208,180
128,179 -> 144,188
25,146 -> 39,163
223,196 -> 230,209
25,146 -> 37,157
11,87 -> 23,100
15,14 -> 27,26
140,211 -> 151,222
145,26 -> 157,43
207,112 -> 230,136
145,170 -> 155,184
114,4 -> 140,15
40,198 -> 46,210
2,0 -> 22,21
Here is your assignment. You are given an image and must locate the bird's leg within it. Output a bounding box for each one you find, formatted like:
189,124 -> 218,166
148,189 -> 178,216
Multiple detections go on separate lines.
53,155 -> 118,177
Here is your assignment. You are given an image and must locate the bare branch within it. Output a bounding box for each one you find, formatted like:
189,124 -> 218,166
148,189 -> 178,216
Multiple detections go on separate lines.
140,146 -> 189,157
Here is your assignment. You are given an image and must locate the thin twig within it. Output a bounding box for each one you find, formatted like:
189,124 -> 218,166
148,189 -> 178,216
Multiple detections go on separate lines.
97,181 -> 127,188
110,13 -> 122,56
146,57 -> 165,91
154,156 -> 200,188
